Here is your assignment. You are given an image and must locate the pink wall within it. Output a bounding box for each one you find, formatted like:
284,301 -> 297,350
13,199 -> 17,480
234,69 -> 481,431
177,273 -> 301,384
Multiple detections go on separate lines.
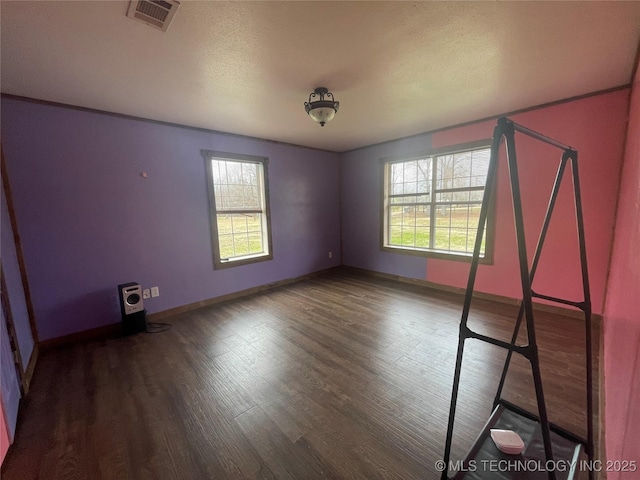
426,90 -> 630,315
603,66 -> 640,478
0,395 -> 10,465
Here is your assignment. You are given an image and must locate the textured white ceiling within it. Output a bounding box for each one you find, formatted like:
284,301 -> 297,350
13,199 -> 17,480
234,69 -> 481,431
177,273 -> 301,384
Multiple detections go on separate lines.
2,1 -> 639,152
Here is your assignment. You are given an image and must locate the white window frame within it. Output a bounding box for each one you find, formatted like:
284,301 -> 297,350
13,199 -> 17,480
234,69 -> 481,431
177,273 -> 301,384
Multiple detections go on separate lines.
202,151 -> 273,269
381,140 -> 494,263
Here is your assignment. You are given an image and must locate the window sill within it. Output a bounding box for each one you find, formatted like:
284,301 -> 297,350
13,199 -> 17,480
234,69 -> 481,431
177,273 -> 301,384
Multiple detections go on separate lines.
214,252 -> 273,270
381,245 -> 493,264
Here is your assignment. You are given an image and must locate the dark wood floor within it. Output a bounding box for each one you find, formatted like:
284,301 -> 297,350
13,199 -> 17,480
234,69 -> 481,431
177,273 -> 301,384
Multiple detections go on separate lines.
2,269 -> 598,479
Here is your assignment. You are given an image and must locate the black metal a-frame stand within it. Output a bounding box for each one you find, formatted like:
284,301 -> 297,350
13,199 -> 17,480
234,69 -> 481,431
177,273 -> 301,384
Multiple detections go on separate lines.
441,117 -> 594,480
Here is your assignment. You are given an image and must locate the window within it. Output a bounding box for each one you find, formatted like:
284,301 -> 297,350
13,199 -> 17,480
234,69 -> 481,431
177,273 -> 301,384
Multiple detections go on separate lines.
203,151 -> 273,269
381,140 -> 494,262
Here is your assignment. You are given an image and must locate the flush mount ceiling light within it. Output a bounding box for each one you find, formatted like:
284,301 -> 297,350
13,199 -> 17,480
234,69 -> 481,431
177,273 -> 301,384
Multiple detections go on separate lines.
304,87 -> 340,127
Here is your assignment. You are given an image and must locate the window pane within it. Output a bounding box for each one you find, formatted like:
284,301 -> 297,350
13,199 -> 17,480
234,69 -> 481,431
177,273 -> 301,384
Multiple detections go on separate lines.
225,162 -> 242,183
247,232 -> 264,254
217,215 -> 233,235
231,215 -> 249,234
416,205 -> 431,227
401,229 -> 414,246
389,206 -> 403,225
391,163 -> 404,195
389,225 -> 402,244
402,208 -> 416,228
243,186 -> 260,208
417,159 -> 431,193
468,205 -> 481,228
452,190 -> 471,202
415,227 -> 430,248
241,163 -> 258,184
437,155 -> 454,189
216,184 -> 230,209
471,175 -> 486,187
211,161 -> 226,185
435,205 -> 451,227
467,229 -> 478,253
246,214 -> 262,233
448,228 -> 469,253
233,234 -> 250,256
403,161 -> 418,194
470,190 -> 484,202
228,196 -> 244,209
218,233 -> 234,259
451,204 -> 469,228
212,160 -> 264,211
471,149 -> 490,177
465,206 -> 486,255
217,213 -> 265,258
434,228 -> 451,250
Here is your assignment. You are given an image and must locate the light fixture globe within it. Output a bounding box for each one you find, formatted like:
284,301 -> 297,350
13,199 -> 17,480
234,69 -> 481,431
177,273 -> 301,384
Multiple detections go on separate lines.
304,87 -> 339,127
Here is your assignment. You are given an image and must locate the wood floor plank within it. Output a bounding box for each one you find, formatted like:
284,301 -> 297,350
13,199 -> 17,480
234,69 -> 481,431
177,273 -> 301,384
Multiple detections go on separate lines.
1,270 -> 598,479
235,405 -> 340,480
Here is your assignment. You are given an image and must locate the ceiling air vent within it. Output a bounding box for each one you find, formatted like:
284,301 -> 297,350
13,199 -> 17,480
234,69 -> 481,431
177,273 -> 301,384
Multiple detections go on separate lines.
127,0 -> 180,32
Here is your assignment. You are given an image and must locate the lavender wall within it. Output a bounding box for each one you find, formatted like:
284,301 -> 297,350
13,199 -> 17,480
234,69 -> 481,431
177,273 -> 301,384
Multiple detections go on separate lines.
340,134 -> 432,279
1,99 -> 341,341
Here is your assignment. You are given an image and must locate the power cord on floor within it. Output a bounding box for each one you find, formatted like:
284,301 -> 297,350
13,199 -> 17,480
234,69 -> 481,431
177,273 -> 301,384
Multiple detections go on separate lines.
146,321 -> 172,333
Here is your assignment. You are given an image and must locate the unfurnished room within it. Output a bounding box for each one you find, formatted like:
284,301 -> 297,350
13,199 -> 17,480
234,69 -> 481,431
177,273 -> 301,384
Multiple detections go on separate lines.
0,1 -> 639,479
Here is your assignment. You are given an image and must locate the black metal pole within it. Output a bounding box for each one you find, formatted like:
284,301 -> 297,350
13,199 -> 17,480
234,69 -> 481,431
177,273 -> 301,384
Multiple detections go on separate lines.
493,153 -> 570,408
503,119 -> 556,480
440,121 -> 503,480
512,122 -> 573,151
569,152 -> 595,480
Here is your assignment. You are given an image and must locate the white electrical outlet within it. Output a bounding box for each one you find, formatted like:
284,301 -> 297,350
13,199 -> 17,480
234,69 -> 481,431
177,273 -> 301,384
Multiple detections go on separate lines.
143,289 -> 150,299
151,286 -> 159,298
329,251 -> 333,259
